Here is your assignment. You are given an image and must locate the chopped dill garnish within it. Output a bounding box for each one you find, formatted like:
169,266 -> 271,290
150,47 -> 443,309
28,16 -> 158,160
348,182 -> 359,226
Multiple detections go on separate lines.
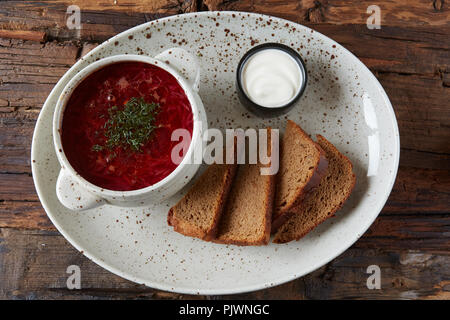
93,97 -> 160,153
91,144 -> 104,152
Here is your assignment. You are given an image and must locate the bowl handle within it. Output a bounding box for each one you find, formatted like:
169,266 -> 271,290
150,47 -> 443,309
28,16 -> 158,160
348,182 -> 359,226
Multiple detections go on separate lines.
56,168 -> 106,211
155,48 -> 200,92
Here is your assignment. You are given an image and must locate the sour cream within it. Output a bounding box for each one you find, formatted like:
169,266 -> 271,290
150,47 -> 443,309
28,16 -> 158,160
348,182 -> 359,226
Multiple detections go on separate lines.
241,49 -> 302,108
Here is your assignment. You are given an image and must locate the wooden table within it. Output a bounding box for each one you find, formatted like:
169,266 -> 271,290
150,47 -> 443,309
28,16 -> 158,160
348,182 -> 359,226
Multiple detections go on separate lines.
0,0 -> 449,300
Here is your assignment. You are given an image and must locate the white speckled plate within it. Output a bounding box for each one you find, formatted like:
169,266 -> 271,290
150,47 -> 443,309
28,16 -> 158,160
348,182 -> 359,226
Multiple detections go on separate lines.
31,12 -> 399,295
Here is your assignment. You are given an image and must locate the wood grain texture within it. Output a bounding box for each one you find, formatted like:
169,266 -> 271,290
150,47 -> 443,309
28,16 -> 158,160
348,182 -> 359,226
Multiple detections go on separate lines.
0,1 -> 448,42
48,0 -> 198,13
0,228 -> 448,299
0,0 -> 195,42
202,0 -> 450,27
0,0 -> 449,299
0,30 -> 46,42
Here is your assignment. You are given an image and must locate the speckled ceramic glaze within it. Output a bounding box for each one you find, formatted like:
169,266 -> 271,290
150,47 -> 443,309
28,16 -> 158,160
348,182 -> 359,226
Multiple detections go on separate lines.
31,12 -> 399,295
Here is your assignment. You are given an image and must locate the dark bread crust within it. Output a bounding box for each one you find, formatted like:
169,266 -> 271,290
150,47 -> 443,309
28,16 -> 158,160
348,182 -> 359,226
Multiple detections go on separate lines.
167,208 -> 174,226
272,120 -> 328,232
273,134 -> 356,244
167,163 -> 237,241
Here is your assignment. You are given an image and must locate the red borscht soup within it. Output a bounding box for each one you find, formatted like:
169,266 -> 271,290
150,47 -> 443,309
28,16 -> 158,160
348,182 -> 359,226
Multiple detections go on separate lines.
61,62 -> 193,191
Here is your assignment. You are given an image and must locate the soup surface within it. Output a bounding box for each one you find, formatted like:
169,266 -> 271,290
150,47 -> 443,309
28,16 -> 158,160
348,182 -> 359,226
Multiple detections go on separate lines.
61,62 -> 193,191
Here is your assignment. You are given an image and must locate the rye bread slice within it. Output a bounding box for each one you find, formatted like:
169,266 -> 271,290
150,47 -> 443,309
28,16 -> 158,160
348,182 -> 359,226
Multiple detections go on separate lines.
214,128 -> 275,245
167,161 -> 237,241
271,120 -> 328,232
273,135 -> 356,243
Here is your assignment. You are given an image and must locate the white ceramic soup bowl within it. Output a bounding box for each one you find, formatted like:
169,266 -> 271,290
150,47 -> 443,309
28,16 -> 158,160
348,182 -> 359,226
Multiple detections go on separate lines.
53,49 -> 207,211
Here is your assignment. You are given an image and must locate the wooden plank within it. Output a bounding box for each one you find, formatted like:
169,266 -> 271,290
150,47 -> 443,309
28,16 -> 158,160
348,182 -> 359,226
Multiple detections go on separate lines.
202,0 -> 450,27
0,228 -> 448,299
378,73 -> 450,155
0,201 -> 54,230
382,167 -> 450,215
0,1 -> 194,42
309,24 -> 450,75
0,39 -> 79,109
0,174 -> 38,201
0,1 -> 448,43
0,30 -> 46,42
0,116 -> 35,173
0,38 -> 79,67
400,149 -> 450,171
44,0 -> 198,13
357,214 -> 450,254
